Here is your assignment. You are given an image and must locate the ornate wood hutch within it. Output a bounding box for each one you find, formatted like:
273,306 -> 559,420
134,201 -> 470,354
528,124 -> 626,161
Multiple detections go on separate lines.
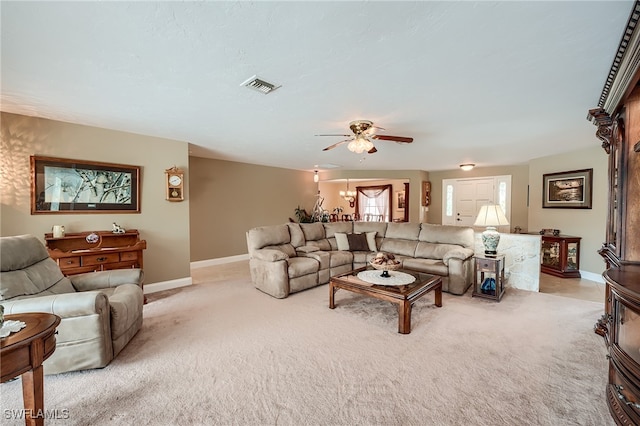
588,2 -> 640,424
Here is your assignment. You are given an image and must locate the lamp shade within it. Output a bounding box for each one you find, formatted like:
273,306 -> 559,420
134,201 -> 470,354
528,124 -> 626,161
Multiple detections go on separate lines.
473,204 -> 509,227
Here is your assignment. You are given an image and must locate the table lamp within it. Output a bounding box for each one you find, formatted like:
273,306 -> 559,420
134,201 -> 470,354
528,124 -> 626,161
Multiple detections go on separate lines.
474,204 -> 509,256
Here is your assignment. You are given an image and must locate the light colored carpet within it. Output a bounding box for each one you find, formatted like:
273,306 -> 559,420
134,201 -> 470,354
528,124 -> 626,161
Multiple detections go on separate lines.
1,274 -> 613,426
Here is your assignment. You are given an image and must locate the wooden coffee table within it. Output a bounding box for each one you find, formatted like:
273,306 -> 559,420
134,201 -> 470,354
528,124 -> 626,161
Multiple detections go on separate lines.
329,266 -> 442,334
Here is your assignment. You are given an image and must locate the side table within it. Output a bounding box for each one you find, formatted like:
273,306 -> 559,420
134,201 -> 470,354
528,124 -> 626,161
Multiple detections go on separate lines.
473,254 -> 506,301
1,313 -> 61,426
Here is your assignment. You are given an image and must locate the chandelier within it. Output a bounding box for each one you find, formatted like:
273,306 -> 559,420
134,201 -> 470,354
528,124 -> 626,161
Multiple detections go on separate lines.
340,179 -> 356,207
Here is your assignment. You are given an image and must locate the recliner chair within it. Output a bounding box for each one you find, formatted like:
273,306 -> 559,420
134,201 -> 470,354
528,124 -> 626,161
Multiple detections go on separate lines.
0,234 -> 144,374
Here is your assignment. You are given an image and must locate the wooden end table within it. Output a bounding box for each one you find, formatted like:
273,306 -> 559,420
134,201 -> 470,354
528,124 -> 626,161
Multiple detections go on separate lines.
329,266 -> 442,334
1,313 -> 61,426
473,254 -> 506,301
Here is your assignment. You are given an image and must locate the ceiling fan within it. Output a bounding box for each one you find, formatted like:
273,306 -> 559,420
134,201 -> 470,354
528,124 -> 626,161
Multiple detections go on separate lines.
317,120 -> 413,154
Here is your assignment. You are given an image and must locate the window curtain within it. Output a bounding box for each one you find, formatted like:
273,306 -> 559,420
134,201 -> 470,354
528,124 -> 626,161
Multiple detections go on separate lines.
355,184 -> 392,221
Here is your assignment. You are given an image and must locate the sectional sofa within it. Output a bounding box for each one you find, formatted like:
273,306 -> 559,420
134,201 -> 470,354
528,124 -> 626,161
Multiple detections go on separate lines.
246,221 -> 475,299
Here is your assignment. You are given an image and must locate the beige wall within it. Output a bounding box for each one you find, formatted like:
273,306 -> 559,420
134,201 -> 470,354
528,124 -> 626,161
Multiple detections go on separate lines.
528,145 -> 608,276
188,156 -> 318,261
0,112 -> 191,284
428,165 -> 530,230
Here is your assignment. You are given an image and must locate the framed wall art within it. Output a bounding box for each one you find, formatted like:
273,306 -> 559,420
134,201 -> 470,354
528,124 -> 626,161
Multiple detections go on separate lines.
421,181 -> 431,207
31,156 -> 141,214
542,168 -> 592,209
396,190 -> 405,211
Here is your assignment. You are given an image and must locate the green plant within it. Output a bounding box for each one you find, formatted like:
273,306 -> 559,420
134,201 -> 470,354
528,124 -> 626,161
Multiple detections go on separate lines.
294,206 -> 313,223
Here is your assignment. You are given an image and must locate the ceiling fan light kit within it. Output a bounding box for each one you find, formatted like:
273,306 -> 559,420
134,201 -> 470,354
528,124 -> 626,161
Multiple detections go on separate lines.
318,119 -> 413,154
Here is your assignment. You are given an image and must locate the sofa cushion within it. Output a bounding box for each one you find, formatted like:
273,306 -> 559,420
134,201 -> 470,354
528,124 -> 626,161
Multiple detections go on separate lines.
379,238 -> 418,257
419,223 -> 475,249
384,223 -> 421,240
415,242 -> 464,260
287,257 -> 320,278
300,223 -> 326,241
1,234 -> 50,271
287,223 -> 306,248
323,222 -> 353,238
0,258 -> 68,300
247,225 -> 291,251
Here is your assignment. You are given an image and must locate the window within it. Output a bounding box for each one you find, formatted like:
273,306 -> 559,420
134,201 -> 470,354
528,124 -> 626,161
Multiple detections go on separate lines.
356,185 -> 392,221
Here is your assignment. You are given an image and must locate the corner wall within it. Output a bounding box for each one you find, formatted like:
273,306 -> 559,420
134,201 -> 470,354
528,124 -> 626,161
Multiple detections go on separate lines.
0,112 -> 191,284
528,145 -> 608,277
188,156 -> 318,261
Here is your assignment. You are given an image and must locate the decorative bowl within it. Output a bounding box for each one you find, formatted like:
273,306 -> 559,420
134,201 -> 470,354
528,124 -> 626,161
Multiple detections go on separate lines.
369,261 -> 401,271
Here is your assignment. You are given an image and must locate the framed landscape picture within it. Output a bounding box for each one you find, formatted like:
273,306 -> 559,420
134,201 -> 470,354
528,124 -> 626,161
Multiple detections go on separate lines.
542,168 -> 592,209
31,156 -> 141,214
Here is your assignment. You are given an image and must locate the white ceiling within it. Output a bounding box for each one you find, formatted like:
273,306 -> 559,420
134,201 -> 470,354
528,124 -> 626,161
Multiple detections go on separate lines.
1,1 -> 635,172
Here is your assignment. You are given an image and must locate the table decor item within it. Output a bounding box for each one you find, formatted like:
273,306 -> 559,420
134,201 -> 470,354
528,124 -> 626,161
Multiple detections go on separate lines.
0,319 -> 27,338
370,252 -> 401,277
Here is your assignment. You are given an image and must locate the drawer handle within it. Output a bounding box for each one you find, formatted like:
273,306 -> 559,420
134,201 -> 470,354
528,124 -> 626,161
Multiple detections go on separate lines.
96,257 -> 108,262
614,385 -> 640,409
66,260 -> 74,264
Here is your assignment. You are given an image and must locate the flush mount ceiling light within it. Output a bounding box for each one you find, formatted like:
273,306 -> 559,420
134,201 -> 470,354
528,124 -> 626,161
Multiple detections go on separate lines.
240,75 -> 281,94
460,164 -> 475,171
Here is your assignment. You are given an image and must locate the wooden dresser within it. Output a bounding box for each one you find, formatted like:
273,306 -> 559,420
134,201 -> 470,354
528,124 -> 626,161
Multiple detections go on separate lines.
45,230 -> 146,276
587,2 -> 640,424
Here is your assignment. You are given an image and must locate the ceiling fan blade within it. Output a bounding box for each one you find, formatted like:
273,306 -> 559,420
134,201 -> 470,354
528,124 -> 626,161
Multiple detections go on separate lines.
322,139 -> 351,151
372,135 -> 413,143
315,134 -> 352,137
367,147 -> 378,154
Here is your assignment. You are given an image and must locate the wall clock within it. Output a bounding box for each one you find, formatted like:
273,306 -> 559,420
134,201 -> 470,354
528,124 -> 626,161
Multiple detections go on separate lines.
165,166 -> 184,202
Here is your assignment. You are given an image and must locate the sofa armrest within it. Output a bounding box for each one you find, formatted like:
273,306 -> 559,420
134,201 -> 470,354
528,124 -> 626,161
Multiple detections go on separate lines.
0,291 -> 110,318
443,247 -> 475,264
70,269 -> 144,292
252,248 -> 289,262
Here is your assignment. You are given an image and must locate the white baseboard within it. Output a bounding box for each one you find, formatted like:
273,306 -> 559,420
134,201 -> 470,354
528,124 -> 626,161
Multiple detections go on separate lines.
144,277 -> 192,294
580,270 -> 605,284
190,253 -> 250,269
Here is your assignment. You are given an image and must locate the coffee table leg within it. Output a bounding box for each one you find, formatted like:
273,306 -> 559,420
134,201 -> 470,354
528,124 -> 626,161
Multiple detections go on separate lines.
435,283 -> 442,307
329,282 -> 336,309
398,300 -> 412,334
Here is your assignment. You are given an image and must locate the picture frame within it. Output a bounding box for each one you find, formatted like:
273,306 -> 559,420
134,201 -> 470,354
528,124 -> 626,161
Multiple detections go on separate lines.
542,168 -> 592,209
396,190 -> 405,211
31,156 -> 141,214
421,181 -> 431,207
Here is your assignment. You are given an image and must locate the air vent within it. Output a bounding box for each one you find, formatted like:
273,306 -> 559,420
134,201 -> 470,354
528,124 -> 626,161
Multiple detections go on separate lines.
240,75 -> 280,94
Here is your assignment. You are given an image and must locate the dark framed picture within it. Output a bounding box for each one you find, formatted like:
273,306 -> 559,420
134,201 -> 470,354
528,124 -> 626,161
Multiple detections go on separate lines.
542,168 -> 592,209
396,190 -> 405,211
31,156 -> 141,214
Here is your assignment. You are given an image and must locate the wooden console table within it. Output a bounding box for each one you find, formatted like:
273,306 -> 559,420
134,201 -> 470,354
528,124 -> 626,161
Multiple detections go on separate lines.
1,313 -> 61,426
45,230 -> 146,276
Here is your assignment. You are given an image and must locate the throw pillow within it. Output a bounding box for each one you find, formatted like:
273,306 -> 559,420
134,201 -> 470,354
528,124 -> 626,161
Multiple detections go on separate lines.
346,233 -> 369,251
335,233 -> 349,251
335,232 -> 376,251
365,231 -> 377,251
